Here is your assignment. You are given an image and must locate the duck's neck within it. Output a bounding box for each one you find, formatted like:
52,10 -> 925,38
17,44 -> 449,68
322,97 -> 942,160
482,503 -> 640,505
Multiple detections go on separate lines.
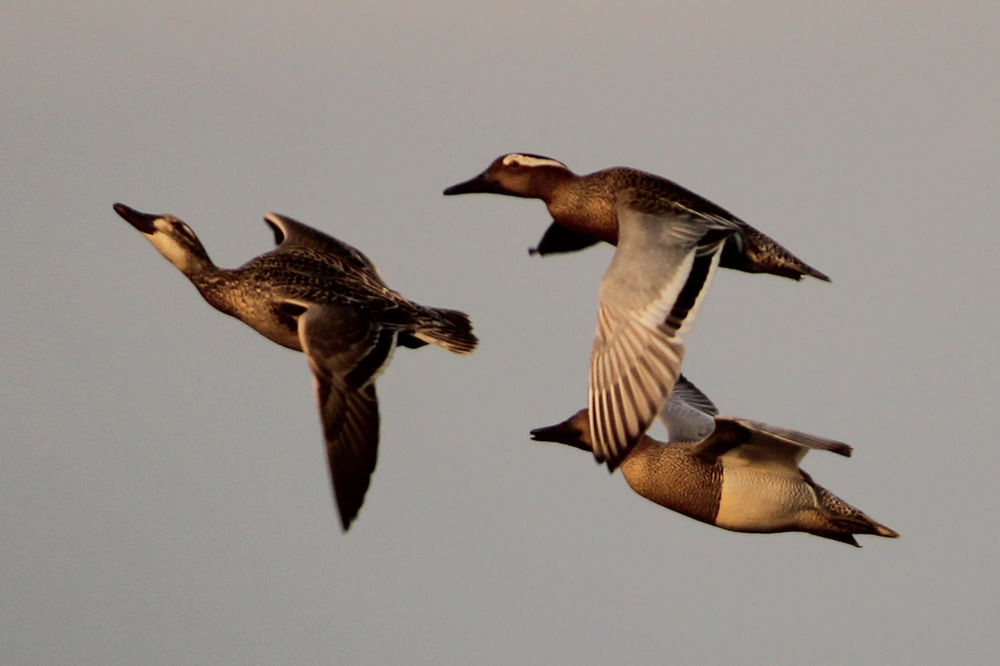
187,265 -> 242,316
163,250 -> 237,318
176,254 -> 219,281
519,166 -> 568,202
147,232 -> 219,282
546,175 -> 618,244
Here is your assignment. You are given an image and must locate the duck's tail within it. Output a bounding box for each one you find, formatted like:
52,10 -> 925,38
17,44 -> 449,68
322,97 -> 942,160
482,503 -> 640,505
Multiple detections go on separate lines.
723,225 -> 831,282
411,306 -> 478,354
811,482 -> 900,546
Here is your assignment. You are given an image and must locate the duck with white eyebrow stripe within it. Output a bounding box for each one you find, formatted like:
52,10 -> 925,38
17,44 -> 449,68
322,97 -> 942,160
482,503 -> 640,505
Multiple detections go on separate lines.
445,152 -> 828,468
443,152 -> 829,282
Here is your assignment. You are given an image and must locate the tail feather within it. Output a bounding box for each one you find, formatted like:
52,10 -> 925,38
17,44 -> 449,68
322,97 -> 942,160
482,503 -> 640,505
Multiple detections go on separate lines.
412,306 -> 478,354
827,513 -> 899,539
814,483 -> 899,541
873,523 -> 900,539
724,225 -> 831,282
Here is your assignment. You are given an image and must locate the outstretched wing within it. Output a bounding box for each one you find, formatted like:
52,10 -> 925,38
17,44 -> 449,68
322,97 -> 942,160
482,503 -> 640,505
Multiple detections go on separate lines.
264,212 -> 378,272
693,416 -> 852,476
588,189 -> 733,469
658,375 -> 718,443
294,302 -> 399,530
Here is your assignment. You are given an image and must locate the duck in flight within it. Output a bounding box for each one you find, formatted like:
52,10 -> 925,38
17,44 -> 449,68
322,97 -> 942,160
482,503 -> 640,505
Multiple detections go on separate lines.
445,154 -> 828,468
114,203 -> 477,530
443,152 -> 829,281
531,376 -> 898,547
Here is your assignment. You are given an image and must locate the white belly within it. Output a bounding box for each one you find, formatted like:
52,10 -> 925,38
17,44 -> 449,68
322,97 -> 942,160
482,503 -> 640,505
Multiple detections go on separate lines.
714,463 -> 817,532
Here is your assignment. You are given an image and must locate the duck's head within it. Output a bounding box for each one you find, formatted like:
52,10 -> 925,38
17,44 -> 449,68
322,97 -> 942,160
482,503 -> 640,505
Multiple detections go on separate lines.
443,153 -> 570,200
530,408 -> 593,452
114,203 -> 213,275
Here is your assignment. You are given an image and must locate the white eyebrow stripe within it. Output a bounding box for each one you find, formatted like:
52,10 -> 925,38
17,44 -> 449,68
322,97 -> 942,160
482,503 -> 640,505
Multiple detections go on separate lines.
501,154 -> 567,169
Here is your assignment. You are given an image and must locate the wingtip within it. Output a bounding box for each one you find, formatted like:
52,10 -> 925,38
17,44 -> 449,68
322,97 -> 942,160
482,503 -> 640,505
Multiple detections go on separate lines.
833,442 -> 854,458
336,502 -> 358,532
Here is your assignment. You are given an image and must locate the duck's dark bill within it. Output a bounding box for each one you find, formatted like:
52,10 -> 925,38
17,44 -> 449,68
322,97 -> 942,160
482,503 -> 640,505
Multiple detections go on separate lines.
442,173 -> 501,195
113,203 -> 160,234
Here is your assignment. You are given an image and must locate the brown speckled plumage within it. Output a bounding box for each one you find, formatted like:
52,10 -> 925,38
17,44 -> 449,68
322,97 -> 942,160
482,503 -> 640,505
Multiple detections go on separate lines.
622,438 -> 723,526
114,203 -> 477,531
192,244 -> 449,352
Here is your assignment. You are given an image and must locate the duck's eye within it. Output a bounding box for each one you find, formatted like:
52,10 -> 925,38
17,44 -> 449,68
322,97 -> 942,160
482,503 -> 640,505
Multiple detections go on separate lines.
507,160 -> 521,168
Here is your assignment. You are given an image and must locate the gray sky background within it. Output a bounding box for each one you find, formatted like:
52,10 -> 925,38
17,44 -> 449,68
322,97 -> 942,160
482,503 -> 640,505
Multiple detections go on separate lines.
4,2 -> 998,664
